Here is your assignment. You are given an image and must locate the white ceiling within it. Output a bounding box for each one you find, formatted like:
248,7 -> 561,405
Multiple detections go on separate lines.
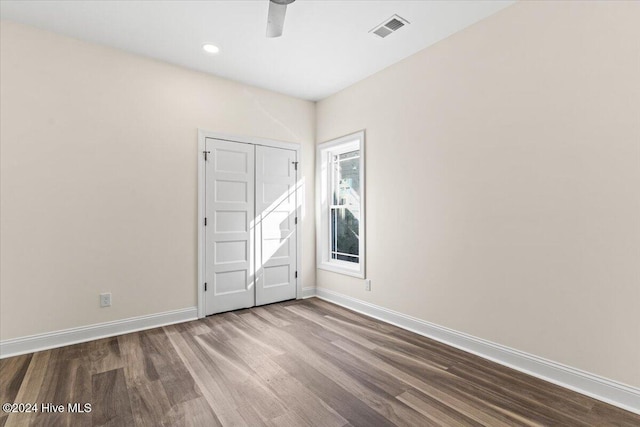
0,0 -> 514,101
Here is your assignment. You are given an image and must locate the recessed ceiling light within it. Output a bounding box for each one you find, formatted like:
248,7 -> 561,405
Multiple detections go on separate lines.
202,44 -> 220,54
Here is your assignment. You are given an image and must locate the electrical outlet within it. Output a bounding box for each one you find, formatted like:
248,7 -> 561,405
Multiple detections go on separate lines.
364,279 -> 371,291
100,293 -> 111,307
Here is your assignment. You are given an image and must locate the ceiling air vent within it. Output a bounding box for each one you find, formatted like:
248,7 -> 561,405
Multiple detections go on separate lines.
370,14 -> 409,38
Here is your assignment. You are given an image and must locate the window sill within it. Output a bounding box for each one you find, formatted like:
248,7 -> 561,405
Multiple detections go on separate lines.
317,262 -> 364,279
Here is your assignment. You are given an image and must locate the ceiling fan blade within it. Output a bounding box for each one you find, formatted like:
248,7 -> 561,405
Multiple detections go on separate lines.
266,1 -> 287,38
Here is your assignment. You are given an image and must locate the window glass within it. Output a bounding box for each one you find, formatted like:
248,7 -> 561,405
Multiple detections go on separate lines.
330,149 -> 361,264
331,207 -> 359,263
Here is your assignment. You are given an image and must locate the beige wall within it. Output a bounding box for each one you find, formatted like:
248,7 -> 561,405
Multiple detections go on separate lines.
316,1 -> 640,388
0,21 -> 315,339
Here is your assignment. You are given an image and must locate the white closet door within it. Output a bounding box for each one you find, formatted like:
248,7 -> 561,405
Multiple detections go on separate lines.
205,138 -> 255,315
255,145 -> 297,306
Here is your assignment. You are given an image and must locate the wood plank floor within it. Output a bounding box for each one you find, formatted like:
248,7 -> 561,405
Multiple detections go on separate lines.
1,298 -> 638,426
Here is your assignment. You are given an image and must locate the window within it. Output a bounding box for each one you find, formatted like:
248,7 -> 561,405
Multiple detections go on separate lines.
317,131 -> 365,278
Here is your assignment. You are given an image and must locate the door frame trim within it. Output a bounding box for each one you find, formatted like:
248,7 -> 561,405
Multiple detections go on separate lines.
197,129 -> 303,319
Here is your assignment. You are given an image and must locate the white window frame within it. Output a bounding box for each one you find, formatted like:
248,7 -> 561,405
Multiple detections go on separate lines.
316,130 -> 365,278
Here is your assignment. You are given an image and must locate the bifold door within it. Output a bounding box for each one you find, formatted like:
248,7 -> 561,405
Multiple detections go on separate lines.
204,138 -> 297,315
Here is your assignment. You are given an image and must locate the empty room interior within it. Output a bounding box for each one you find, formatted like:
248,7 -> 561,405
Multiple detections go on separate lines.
1,0 -> 639,425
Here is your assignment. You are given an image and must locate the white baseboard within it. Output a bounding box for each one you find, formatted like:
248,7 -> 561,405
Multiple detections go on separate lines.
0,307 -> 197,359
312,287 -> 640,415
302,286 -> 317,299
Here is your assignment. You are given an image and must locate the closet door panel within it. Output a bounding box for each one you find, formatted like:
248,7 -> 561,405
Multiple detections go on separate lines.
205,139 -> 255,315
255,145 -> 297,306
